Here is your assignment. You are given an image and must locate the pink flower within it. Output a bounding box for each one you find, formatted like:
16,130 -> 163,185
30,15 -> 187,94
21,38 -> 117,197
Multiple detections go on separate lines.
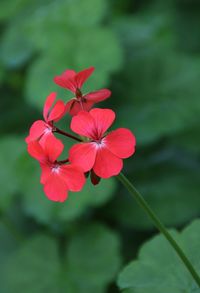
27,136 -> 85,202
54,67 -> 111,115
25,92 -> 65,146
69,108 -> 136,178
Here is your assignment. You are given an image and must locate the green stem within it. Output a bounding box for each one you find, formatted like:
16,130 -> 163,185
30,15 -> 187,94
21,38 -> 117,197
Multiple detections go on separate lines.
54,127 -> 82,142
117,172 -> 200,287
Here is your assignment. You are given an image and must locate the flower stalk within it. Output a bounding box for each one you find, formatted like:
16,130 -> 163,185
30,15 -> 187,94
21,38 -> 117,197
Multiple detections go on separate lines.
54,127 -> 82,142
117,172 -> 200,288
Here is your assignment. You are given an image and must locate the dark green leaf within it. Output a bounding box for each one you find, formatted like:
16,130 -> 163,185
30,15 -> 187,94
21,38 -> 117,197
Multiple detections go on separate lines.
114,16 -> 200,145
118,219 -> 200,292
0,136 -> 25,211
67,223 -> 121,291
2,224 -> 121,293
2,235 -> 62,293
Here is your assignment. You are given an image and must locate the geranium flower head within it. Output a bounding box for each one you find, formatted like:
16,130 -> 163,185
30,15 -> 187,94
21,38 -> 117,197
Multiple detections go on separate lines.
69,108 -> 136,179
27,135 -> 85,202
25,92 -> 65,146
54,67 -> 111,116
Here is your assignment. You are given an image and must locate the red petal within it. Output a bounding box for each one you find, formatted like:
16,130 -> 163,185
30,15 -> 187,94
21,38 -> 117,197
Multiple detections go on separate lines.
84,89 -> 111,102
27,141 -> 46,162
68,100 -> 83,116
59,165 -> 86,192
62,69 -> 76,78
44,135 -> 64,162
90,108 -> 115,138
70,111 -> 95,138
44,173 -> 68,202
40,163 -> 52,184
75,67 -> 95,89
39,131 -> 54,147
104,128 -> 136,159
93,146 -> 123,178
48,100 -> 65,122
54,70 -> 77,93
43,92 -> 57,122
82,100 -> 94,112
65,99 -> 76,114
69,100 -> 94,116
25,120 -> 48,143
69,142 -> 97,172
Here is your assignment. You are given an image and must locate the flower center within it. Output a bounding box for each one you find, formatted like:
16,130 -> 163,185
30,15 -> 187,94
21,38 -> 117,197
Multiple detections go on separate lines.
75,88 -> 82,99
92,137 -> 105,147
51,165 -> 60,174
44,126 -> 52,134
95,139 -> 102,144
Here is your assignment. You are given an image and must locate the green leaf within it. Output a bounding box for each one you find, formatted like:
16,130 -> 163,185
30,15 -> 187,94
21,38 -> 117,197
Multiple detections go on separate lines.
0,223 -> 19,292
0,23 -> 35,68
2,223 -> 121,293
7,1 -> 121,106
113,16 -> 200,145
74,28 -> 123,73
61,0 -> 108,27
0,223 -> 19,268
67,223 -> 121,291
169,124 -> 200,155
0,0 -> 27,21
174,0 -> 200,53
118,219 -> 200,292
23,0 -> 107,30
18,154 -> 116,225
0,136 -> 25,211
1,0 -> 122,102
0,62 -> 5,84
2,235 -> 62,293
118,53 -> 200,146
25,55 -> 70,109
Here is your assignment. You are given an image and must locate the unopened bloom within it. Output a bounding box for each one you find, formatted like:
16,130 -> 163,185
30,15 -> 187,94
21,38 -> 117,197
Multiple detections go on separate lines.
27,136 -> 85,202
69,108 -> 136,178
25,92 -> 65,146
54,67 -> 111,115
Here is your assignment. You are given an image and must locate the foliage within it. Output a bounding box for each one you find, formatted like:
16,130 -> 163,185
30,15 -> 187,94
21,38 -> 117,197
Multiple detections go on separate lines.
118,219 -> 200,292
1,224 -> 121,293
1,0 -> 200,291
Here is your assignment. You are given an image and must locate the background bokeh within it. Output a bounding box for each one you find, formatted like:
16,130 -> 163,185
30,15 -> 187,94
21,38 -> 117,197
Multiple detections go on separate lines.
1,0 -> 200,292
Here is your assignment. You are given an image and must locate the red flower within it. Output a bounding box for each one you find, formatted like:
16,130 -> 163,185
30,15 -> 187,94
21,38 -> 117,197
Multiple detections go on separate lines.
54,67 -> 111,115
25,92 -> 65,146
69,108 -> 136,178
27,136 -> 85,202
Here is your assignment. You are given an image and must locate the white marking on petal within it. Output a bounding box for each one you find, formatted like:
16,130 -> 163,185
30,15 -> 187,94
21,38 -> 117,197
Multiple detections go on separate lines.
51,165 -> 60,174
44,126 -> 52,134
92,139 -> 105,149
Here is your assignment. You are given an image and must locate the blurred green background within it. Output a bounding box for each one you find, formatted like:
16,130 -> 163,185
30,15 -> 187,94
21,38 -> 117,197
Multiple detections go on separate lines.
1,0 -> 200,292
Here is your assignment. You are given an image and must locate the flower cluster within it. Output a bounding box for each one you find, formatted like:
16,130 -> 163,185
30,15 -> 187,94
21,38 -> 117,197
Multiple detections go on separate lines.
26,67 -> 136,202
